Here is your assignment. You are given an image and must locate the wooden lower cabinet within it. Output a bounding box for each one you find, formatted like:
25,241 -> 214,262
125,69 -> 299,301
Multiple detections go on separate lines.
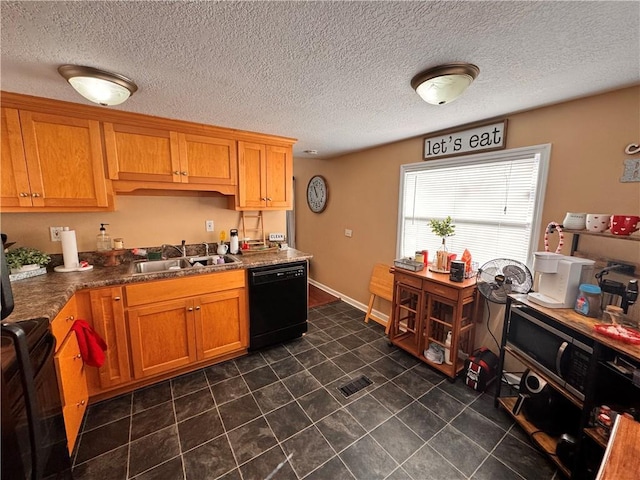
88,287 -> 131,388
52,303 -> 89,454
76,270 -> 248,399
195,289 -> 247,360
128,298 -> 198,378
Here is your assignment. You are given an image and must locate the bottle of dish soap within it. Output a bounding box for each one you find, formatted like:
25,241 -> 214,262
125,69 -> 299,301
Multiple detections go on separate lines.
96,223 -> 112,251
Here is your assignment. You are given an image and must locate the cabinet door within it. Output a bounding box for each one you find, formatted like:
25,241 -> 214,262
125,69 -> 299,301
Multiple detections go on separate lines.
195,289 -> 248,360
128,299 -> 197,378
19,111 -> 108,208
89,287 -> 131,388
265,145 -> 292,209
1,108 -> 32,207
178,133 -> 237,186
237,141 -> 267,208
104,123 -> 181,183
389,278 -> 424,356
54,331 -> 88,453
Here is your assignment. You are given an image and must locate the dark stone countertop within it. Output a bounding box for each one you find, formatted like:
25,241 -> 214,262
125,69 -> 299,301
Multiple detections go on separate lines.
4,248 -> 312,324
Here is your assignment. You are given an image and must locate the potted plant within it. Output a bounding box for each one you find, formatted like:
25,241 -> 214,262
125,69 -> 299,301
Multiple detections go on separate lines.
429,216 -> 455,271
5,247 -> 51,274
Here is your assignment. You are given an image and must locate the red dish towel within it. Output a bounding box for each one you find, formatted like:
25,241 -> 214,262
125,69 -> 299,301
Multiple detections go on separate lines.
71,319 -> 108,367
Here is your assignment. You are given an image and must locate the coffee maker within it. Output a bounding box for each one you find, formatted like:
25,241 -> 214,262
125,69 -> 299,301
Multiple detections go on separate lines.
596,266 -> 638,313
528,253 -> 595,308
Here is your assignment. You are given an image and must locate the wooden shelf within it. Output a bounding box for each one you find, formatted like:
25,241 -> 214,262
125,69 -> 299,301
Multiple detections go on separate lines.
584,426 -> 608,449
503,345 -> 584,408
391,331 -> 420,356
563,229 -> 640,242
498,397 -> 571,478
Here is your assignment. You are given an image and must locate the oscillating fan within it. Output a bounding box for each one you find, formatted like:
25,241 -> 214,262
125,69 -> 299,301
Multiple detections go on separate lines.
476,258 -> 533,304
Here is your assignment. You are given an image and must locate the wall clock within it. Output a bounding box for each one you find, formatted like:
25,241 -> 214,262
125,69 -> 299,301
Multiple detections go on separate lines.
306,175 -> 328,213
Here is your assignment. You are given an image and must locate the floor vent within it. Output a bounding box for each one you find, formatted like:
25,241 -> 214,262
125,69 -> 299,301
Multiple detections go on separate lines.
338,375 -> 373,397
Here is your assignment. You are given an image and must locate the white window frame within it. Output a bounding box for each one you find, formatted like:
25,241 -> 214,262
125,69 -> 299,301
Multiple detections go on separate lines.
396,144 -> 551,269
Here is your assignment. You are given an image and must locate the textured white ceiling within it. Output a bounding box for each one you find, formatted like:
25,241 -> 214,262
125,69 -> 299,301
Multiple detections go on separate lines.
1,1 -> 639,159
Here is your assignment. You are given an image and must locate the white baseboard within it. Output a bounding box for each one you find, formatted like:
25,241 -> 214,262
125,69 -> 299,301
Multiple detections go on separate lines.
308,278 -> 389,323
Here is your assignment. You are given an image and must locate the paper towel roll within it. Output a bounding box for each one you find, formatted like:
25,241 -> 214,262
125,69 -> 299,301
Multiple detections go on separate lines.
61,229 -> 79,269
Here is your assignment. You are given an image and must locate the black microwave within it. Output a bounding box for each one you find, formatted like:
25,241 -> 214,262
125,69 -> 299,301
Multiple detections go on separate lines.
507,304 -> 593,400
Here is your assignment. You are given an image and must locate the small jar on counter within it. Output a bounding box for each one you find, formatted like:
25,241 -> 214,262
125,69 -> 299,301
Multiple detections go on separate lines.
574,284 -> 602,318
414,251 -> 424,264
114,238 -> 124,250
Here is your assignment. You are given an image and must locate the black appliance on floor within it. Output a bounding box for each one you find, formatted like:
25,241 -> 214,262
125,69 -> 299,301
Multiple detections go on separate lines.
1,248 -> 72,480
248,261 -> 308,350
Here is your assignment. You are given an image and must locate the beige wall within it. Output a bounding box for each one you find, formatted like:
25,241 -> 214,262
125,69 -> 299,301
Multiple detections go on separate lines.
294,86 -> 640,348
1,195 -> 286,253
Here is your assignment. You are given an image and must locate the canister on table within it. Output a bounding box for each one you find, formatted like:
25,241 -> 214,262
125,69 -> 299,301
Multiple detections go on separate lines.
415,251 -> 424,264
574,284 -> 602,317
114,238 -> 124,249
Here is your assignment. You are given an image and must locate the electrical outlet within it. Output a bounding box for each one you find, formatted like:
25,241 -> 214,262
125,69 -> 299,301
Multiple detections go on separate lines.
205,220 -> 214,232
50,226 -> 63,242
345,229 -> 353,238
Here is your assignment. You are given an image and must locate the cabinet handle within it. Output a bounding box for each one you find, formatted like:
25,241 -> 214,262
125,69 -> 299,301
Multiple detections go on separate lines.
266,197 -> 272,201
78,400 -> 86,407
261,197 -> 267,201
74,353 -> 82,360
31,192 -> 40,198
20,192 -> 29,197
188,307 -> 194,312
195,306 -> 201,311
114,296 -> 121,301
181,171 -> 188,176
174,171 -> 180,175
66,315 -> 75,322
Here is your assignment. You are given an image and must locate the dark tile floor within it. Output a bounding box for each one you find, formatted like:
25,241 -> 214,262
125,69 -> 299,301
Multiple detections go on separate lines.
72,301 -> 562,480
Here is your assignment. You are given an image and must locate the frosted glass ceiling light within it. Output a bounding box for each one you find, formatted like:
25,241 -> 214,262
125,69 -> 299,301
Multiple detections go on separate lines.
58,65 -> 138,106
411,63 -> 479,105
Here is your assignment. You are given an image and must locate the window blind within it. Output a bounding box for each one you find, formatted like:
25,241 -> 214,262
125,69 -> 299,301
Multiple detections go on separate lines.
398,145 -> 550,268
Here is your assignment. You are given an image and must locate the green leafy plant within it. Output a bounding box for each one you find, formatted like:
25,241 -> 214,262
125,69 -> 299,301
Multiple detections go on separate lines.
5,247 -> 51,270
429,216 -> 456,238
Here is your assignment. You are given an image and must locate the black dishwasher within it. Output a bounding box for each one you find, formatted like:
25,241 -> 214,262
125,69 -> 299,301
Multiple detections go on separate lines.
248,261 -> 308,350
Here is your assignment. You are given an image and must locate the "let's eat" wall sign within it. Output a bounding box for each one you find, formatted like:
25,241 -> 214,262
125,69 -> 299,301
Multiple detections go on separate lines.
423,119 -> 507,160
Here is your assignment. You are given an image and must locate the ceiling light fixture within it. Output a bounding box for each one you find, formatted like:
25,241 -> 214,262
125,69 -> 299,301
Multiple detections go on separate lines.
411,63 -> 479,105
58,65 -> 138,106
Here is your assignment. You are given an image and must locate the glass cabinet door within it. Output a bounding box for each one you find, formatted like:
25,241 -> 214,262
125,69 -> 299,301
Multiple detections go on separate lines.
390,283 -> 423,356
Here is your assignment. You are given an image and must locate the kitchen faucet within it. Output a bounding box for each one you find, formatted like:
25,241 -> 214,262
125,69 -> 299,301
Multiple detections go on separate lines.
201,242 -> 210,256
161,240 -> 186,259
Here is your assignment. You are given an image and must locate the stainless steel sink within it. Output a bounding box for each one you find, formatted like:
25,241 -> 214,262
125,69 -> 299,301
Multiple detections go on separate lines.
186,255 -> 241,267
129,254 -> 241,275
130,258 -> 193,275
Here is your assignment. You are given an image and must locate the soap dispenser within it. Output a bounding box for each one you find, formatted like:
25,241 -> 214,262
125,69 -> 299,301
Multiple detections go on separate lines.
97,223 -> 112,251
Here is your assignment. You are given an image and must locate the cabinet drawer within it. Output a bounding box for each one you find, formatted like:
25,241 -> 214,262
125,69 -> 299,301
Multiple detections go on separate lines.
50,296 -> 77,349
424,282 -> 458,301
54,331 -> 88,407
62,400 -> 87,453
125,269 -> 245,306
394,272 -> 423,290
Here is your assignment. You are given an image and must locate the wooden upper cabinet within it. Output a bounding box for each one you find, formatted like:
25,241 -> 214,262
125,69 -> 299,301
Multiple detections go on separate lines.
178,133 -> 237,186
1,108 -> 110,211
236,141 -> 292,210
265,145 -> 293,208
104,123 -> 237,192
1,108 -> 31,207
104,123 -> 181,183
